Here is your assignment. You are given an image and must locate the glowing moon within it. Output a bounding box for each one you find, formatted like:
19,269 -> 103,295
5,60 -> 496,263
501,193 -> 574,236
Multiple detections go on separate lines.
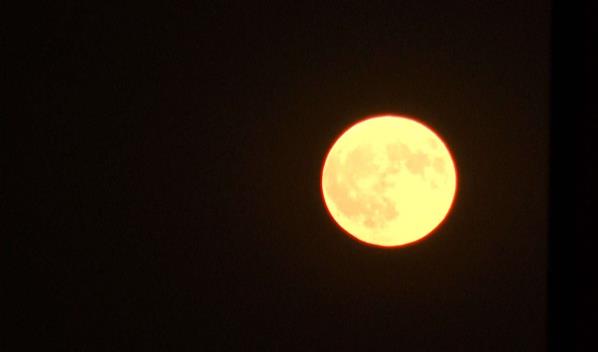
321,115 -> 457,247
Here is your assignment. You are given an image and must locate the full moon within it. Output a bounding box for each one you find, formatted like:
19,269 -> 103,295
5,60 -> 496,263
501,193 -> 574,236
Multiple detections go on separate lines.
321,115 -> 457,247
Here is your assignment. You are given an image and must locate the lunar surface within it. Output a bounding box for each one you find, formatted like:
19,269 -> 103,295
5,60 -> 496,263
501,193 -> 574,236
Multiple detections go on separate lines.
321,115 -> 457,247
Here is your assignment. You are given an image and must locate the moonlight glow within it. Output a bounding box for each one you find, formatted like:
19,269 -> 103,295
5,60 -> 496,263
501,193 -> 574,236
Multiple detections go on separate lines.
321,115 -> 457,247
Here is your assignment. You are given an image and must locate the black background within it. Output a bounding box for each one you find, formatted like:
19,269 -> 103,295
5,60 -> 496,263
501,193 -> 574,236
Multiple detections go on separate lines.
11,0 -> 591,350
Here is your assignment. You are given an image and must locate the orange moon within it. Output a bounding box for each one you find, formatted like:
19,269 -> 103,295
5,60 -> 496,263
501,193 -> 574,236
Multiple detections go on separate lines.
321,115 -> 457,247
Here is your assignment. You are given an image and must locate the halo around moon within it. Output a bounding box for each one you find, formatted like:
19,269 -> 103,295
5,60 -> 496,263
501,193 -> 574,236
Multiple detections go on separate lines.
321,115 -> 457,247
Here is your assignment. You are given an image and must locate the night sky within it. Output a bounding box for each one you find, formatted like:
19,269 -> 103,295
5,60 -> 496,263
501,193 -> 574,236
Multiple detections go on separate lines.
13,0 -> 589,350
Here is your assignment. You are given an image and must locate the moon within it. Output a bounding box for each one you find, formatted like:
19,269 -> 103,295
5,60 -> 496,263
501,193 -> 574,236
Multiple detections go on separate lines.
321,115 -> 457,247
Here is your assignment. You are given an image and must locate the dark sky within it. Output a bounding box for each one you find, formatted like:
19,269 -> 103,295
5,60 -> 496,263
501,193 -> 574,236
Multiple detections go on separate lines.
13,0 -> 577,350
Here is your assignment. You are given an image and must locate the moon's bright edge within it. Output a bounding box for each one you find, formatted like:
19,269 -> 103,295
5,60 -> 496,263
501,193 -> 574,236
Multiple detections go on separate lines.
321,115 -> 457,247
